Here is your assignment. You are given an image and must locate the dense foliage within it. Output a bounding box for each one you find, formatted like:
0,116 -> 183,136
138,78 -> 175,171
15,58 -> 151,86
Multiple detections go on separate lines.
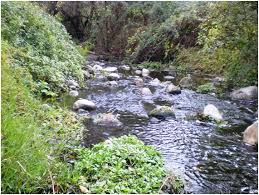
1,2 -> 84,96
75,136 -> 166,193
41,1 -> 258,87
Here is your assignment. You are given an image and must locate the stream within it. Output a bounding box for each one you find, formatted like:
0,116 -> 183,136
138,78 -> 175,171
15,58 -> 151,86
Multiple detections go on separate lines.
61,61 -> 258,194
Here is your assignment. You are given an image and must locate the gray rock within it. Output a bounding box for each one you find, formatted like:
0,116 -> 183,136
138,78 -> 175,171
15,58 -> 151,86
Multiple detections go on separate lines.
243,121 -> 258,145
150,78 -> 161,86
83,70 -> 91,79
164,76 -> 175,81
203,104 -> 223,121
93,113 -> 122,127
149,106 -> 175,117
103,67 -> 118,72
68,80 -> 79,88
134,77 -> 144,86
69,90 -> 79,97
179,74 -> 193,88
69,85 -> 77,90
107,73 -> 120,80
141,87 -> 152,96
142,68 -> 150,77
73,99 -> 96,111
230,86 -> 258,100
92,64 -> 103,72
108,81 -> 118,86
166,84 -> 181,95
135,70 -> 142,75
121,65 -> 131,71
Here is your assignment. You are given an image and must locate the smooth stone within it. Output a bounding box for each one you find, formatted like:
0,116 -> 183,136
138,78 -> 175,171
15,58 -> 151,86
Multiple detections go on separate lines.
164,75 -> 175,81
135,70 -> 142,75
141,87 -> 152,95
107,73 -> 120,80
150,78 -> 161,86
108,81 -> 118,86
93,113 -> 122,127
166,84 -> 181,95
73,99 -> 96,111
83,70 -> 91,79
149,106 -> 175,117
134,77 -> 144,86
68,80 -> 79,87
121,65 -> 131,71
142,68 -> 150,77
230,86 -> 258,100
103,67 -> 118,72
243,121 -> 258,145
203,104 -> 223,121
69,90 -> 79,97
92,64 -> 103,71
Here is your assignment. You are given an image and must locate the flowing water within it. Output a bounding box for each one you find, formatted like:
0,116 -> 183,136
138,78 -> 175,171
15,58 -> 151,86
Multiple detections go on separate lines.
61,61 -> 258,194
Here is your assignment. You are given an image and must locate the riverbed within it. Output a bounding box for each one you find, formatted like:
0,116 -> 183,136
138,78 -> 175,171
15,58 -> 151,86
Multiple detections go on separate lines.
61,61 -> 258,194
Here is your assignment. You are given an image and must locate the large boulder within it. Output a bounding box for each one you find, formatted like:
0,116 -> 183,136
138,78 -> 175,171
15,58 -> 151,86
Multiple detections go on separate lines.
73,99 -> 96,111
230,86 -> 258,100
142,68 -> 150,77
243,121 -> 258,145
141,88 -> 152,96
149,106 -> 175,117
107,73 -> 120,80
203,104 -> 223,121
179,74 -> 193,88
166,84 -> 181,95
92,64 -> 103,72
93,113 -> 122,127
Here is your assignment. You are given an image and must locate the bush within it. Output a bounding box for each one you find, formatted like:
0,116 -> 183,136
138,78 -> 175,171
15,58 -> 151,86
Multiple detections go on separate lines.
74,135 -> 166,194
196,83 -> 216,94
137,61 -> 162,69
1,2 -> 84,95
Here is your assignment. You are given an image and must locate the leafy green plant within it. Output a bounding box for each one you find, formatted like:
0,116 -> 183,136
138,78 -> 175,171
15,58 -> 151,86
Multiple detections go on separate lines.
1,2 -> 84,95
74,135 -> 166,194
197,83 -> 216,94
137,61 -> 162,69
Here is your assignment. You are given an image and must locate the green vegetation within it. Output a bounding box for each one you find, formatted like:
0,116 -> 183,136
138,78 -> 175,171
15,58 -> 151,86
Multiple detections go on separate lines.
2,2 -> 180,193
41,1 -> 257,88
197,83 -> 216,94
2,2 -> 84,96
75,135 -> 168,193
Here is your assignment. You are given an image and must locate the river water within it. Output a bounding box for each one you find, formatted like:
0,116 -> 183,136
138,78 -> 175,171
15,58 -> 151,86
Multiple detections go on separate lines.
61,61 -> 258,194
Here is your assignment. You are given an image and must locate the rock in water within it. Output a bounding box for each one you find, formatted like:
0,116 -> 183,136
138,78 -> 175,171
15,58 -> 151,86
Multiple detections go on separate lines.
68,80 -> 79,88
142,68 -> 150,77
93,113 -> 122,127
141,87 -> 152,95
103,67 -> 118,72
121,65 -> 131,71
164,75 -> 175,81
230,86 -> 258,100
203,104 -> 223,121
73,99 -> 96,111
134,77 -> 144,86
166,84 -> 181,95
243,121 -> 258,145
149,106 -> 175,117
135,70 -> 142,75
107,73 -> 120,80
150,78 -> 161,86
69,90 -> 79,97
179,74 -> 193,88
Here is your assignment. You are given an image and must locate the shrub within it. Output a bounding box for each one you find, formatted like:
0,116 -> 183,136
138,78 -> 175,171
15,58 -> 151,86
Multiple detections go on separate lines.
1,2 -> 84,95
74,135 -> 166,194
137,61 -> 162,69
196,83 -> 216,94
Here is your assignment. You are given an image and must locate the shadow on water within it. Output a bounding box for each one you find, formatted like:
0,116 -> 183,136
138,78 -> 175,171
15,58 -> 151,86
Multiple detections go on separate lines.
60,62 -> 258,194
